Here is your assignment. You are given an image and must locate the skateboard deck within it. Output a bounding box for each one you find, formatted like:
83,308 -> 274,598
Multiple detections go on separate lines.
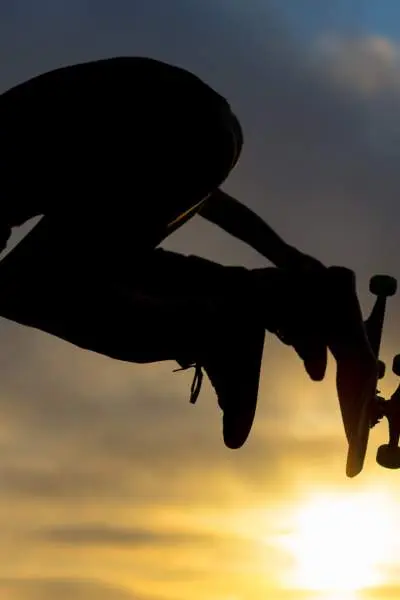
345,377 -> 376,478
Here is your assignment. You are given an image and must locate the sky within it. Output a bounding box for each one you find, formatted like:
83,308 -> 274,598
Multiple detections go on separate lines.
2,1 -> 400,599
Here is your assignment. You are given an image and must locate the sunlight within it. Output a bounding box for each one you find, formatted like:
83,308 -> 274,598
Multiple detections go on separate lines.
281,490 -> 395,594
314,592 -> 358,600
316,593 -> 359,600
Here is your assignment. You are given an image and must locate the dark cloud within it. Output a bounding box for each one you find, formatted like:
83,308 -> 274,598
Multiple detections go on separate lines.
37,524 -> 196,546
0,578 -> 147,600
34,523 -> 241,548
0,465 -> 123,500
1,577 -> 328,600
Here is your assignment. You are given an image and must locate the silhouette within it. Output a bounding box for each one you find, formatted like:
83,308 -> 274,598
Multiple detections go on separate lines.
0,56 -> 382,464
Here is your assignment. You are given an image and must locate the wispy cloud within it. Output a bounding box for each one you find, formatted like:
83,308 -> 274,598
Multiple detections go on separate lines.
0,578 -> 145,600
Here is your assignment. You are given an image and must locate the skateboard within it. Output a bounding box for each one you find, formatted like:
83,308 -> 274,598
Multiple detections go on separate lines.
346,274 -> 399,478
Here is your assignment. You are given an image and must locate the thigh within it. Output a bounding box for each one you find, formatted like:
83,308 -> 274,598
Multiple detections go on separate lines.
0,228 -> 197,364
0,218 -> 249,364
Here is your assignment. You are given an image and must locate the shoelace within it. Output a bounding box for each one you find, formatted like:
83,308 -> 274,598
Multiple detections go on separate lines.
173,362 -> 204,404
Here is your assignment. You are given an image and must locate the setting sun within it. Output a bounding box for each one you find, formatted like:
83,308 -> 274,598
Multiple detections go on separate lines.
280,490 -> 396,595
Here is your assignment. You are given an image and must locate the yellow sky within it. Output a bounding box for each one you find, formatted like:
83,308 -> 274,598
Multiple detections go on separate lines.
0,327 -> 399,600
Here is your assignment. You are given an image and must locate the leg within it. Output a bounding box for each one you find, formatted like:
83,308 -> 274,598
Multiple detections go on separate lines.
0,220 -> 255,363
0,221 -> 378,458
0,231 -> 276,450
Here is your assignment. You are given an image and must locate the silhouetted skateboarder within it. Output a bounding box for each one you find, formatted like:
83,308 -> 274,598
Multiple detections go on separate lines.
0,57 -> 377,450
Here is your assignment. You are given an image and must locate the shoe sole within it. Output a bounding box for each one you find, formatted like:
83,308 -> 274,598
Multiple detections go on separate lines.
222,324 -> 266,449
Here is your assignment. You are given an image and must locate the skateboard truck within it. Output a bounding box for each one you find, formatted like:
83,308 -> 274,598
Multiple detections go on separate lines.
374,354 -> 400,469
363,274 -> 400,472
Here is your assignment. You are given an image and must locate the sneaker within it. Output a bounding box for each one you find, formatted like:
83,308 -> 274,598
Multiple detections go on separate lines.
176,308 -> 265,449
251,267 -> 328,382
255,265 -> 377,474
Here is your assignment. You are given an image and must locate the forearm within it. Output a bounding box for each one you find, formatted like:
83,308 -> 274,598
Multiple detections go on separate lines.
199,189 -> 293,267
0,224 -> 12,255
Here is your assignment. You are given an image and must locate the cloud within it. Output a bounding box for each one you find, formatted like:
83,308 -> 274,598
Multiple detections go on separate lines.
0,577 -> 330,600
34,523 -> 228,548
0,578 -> 145,600
164,28 -> 400,288
0,296 -> 348,506
0,328 -> 346,504
0,465 -> 121,500
314,34 -> 400,96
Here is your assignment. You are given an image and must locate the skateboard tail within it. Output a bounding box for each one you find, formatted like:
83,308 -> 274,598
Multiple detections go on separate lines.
345,374 -> 377,478
346,399 -> 372,477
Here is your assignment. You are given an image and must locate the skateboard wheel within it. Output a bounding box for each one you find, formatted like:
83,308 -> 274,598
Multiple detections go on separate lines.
392,355 -> 400,377
378,360 -> 386,380
369,275 -> 397,297
376,444 -> 400,469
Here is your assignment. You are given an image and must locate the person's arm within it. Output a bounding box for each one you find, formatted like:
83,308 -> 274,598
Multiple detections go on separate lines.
199,189 -> 323,270
0,224 -> 11,256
